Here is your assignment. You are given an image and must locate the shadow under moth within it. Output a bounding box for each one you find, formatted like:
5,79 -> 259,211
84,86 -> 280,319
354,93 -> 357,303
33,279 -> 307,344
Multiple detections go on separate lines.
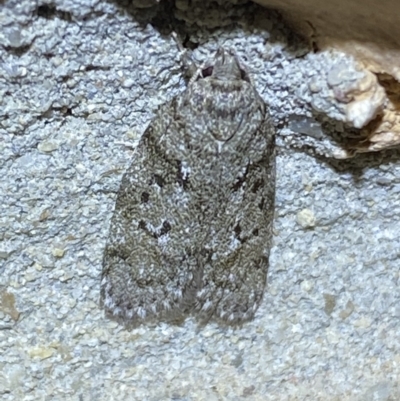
101,47 -> 276,326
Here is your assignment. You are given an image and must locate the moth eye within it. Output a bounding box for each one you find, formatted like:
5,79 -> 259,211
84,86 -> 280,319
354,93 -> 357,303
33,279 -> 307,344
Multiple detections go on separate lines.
201,66 -> 213,78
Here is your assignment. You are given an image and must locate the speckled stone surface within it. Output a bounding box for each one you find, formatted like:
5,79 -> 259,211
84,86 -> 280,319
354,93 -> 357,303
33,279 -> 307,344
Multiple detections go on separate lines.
0,1 -> 399,400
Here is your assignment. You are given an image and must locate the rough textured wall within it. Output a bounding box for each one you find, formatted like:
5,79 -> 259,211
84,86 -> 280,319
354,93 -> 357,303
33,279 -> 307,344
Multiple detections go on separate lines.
0,0 -> 399,400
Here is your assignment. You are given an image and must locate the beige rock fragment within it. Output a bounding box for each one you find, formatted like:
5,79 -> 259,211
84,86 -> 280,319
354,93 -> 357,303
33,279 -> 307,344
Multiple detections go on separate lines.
347,74 -> 400,154
344,70 -> 386,129
296,208 -> 316,228
27,346 -> 55,360
254,0 -> 400,155
52,247 -> 65,258
0,290 -> 20,321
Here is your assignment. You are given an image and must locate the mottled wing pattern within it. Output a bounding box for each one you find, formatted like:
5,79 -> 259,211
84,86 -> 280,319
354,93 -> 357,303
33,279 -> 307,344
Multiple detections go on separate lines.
101,101 -> 200,324
195,117 -> 275,324
101,48 -> 276,327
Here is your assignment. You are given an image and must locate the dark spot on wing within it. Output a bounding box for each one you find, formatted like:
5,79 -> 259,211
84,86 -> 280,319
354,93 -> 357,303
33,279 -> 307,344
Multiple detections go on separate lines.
141,192 -> 150,203
153,174 -> 164,187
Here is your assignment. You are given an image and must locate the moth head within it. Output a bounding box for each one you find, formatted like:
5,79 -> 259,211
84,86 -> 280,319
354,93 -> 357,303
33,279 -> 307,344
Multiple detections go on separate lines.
203,48 -> 249,82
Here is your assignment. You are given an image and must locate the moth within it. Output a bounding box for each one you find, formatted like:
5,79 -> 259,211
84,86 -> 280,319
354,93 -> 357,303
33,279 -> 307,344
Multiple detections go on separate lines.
101,47 -> 275,326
